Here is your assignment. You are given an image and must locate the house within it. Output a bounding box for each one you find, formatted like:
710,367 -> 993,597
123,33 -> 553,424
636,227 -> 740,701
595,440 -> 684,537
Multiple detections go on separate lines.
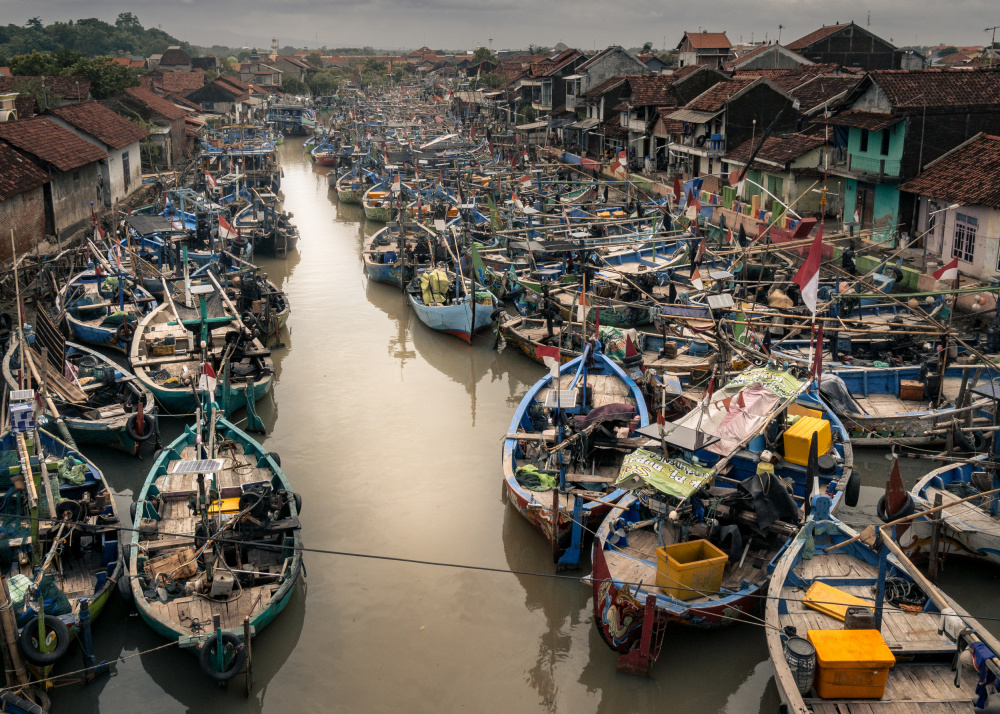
113,57 -> 147,69
159,46 -> 193,72
191,57 -> 219,72
666,76 -> 797,180
722,133 -> 839,217
0,76 -> 91,108
0,143 -> 50,260
149,69 -> 205,95
273,56 -> 315,83
676,31 -> 731,68
564,76 -> 629,156
186,79 -> 250,116
108,87 -> 188,167
322,55 -> 349,69
823,68 -> 1000,243
0,117 -> 107,235
723,44 -> 811,72
563,46 -> 649,114
637,54 -> 669,73
787,73 -> 863,123
47,101 -> 148,207
240,62 -> 283,87
516,49 -> 585,118
900,133 -> 1000,280
786,22 -> 919,71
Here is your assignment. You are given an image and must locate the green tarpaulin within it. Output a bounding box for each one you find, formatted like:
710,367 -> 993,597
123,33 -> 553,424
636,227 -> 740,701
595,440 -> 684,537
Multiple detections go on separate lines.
615,449 -> 714,499
723,366 -> 803,400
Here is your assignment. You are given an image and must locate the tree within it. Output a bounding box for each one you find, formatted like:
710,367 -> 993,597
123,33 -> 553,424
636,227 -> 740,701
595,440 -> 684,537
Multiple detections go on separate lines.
115,12 -> 141,30
938,46 -> 959,57
641,41 -> 653,53
363,56 -> 386,74
282,77 -> 307,95
473,46 -> 492,62
307,68 -> 340,96
305,52 -> 322,67
479,72 -> 503,89
64,56 -> 140,99
26,18 -> 43,31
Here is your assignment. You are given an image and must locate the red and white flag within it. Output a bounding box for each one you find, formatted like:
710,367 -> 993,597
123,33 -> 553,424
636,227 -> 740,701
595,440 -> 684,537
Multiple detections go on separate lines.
391,174 -> 401,193
518,175 -> 531,187
702,376 -> 715,406
672,175 -> 682,204
536,344 -> 560,378
793,223 -> 825,315
933,258 -> 959,282
205,171 -> 217,188
690,264 -> 704,291
512,191 -> 523,211
576,290 -> 589,322
218,215 -> 236,241
726,228 -> 734,245
694,237 -> 706,265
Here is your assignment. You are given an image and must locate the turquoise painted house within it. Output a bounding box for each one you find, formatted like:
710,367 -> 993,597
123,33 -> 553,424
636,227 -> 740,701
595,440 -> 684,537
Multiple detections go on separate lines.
825,69 -> 1000,246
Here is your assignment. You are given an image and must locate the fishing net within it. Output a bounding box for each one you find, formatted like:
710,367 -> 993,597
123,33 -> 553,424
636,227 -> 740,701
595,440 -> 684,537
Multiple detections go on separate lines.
12,574 -> 72,626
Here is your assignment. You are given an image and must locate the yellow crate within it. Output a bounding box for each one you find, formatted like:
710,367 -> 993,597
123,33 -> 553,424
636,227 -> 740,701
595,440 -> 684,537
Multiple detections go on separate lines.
655,539 -> 728,601
783,416 -> 832,466
803,581 -> 872,622
807,629 -> 895,699
208,497 -> 243,515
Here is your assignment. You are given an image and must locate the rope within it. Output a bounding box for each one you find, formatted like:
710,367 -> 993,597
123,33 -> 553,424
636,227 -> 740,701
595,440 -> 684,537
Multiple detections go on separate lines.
0,641 -> 179,692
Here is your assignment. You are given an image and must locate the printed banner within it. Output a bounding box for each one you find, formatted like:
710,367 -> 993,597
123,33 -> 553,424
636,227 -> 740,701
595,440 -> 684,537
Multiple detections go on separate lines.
723,367 -> 803,400
616,449 -> 714,499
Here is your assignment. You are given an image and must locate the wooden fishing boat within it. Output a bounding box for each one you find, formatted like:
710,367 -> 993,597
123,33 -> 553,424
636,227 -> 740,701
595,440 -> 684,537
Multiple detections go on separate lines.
127,407 -> 302,683
405,268 -> 496,342
336,171 -> 364,204
590,366 -> 857,674
767,508 -> 1000,713
0,424 -> 123,686
129,278 -> 273,415
3,338 -> 156,455
362,185 -> 398,222
502,347 -> 651,567
363,222 -> 436,287
218,267 -> 291,343
56,268 -> 156,353
907,453 -> 1000,567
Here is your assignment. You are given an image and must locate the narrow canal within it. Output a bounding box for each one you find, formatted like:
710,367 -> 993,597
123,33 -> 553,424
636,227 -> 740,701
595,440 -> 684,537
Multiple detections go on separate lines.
47,137 -> 1000,713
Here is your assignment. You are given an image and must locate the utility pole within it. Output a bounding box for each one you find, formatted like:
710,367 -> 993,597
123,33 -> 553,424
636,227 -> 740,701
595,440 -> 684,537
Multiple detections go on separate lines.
986,26 -> 1000,66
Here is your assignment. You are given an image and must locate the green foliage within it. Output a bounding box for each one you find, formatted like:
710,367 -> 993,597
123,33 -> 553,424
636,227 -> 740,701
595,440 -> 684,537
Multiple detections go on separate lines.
938,46 -> 959,57
64,56 -> 140,99
658,53 -> 677,66
10,49 -> 84,75
520,106 -> 536,123
479,72 -> 503,89
305,52 -> 322,67
307,68 -> 340,96
363,57 -> 387,74
641,41 -> 653,53
282,77 -> 307,95
359,71 -> 387,88
473,46 -> 492,62
0,15 -> 188,59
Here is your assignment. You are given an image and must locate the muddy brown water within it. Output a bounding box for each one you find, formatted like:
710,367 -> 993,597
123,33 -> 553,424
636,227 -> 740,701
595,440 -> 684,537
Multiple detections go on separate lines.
47,138 -> 999,713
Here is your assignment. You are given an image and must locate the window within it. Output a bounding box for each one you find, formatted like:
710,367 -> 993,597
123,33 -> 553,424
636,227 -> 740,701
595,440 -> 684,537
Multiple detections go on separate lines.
953,213 -> 978,262
859,129 -> 869,152
880,128 -> 890,155
72,169 -> 80,181
123,151 -> 131,191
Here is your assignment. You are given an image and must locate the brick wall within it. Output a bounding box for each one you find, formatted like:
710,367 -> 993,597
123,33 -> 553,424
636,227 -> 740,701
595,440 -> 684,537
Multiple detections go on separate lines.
0,186 -> 47,263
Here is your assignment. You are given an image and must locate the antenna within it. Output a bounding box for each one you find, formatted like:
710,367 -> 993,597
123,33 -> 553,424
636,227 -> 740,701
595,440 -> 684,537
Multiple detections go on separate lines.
867,11 -> 871,29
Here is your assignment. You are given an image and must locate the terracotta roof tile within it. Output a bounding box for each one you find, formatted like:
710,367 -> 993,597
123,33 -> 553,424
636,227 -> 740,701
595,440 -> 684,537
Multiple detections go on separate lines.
788,74 -> 860,113
626,74 -> 678,106
121,87 -> 187,120
580,76 -> 627,102
0,76 -> 90,101
682,32 -> 732,50
159,48 -> 192,66
154,71 -> 205,94
869,68 -> 1000,109
0,117 -> 107,171
685,77 -> 756,112
787,23 -> 851,51
820,110 -> 901,131
49,100 -> 148,149
0,142 -> 49,201
900,133 -> 1000,208
724,133 -> 825,167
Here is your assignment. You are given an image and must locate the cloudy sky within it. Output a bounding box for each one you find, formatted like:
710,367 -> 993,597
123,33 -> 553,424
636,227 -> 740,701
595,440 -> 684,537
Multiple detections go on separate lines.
5,0 -> 999,51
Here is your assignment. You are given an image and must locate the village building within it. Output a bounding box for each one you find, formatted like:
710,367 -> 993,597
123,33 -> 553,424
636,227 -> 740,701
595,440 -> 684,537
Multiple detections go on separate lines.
158,46 -> 193,72
723,44 -> 812,72
47,101 -> 148,207
563,46 -> 649,112
0,117 -> 107,236
108,87 -> 188,167
186,78 -> 250,116
786,22 -> 923,71
0,76 -> 91,108
0,142 -> 50,260
676,31 -> 732,68
900,133 -> 1000,280
636,54 -> 669,73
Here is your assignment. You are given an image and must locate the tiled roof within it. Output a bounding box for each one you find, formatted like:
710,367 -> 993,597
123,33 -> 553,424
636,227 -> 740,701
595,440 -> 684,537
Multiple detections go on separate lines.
159,48 -> 192,66
578,47 -> 615,71
787,23 -> 851,51
217,76 -> 253,93
869,68 -> 1000,109
626,74 -> 678,106
682,32 -> 732,50
685,77 -> 756,112
900,133 -> 1000,208
668,64 -> 706,80
769,63 -> 848,91
529,49 -> 581,77
724,133 -> 825,167
0,76 -> 91,101
0,142 -> 49,201
821,110 -> 901,131
594,120 -> 628,139
788,74 -> 860,113
14,96 -> 36,119
121,86 -> 187,120
0,117 -> 107,171
49,100 -> 148,149
154,71 -> 205,94
164,92 -> 204,112
580,76 -> 627,102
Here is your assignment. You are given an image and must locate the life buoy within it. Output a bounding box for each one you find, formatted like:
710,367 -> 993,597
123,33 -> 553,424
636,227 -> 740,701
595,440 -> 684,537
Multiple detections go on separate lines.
876,493 -> 914,523
844,471 -> 861,508
953,426 -> 975,453
199,631 -> 247,682
19,614 -> 70,666
126,413 -> 155,442
116,321 -> 133,345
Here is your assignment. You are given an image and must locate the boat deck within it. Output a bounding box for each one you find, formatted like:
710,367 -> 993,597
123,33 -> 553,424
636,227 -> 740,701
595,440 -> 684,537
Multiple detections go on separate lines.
779,551 -> 981,711
923,486 -> 1000,534
537,373 -> 636,410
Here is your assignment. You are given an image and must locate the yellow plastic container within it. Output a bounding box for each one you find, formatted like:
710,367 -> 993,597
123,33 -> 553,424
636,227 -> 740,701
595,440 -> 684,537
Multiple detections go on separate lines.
612,210 -> 627,218
597,211 -> 611,218
803,581 -> 873,622
369,191 -> 386,199
208,497 -> 242,515
807,629 -> 895,699
655,539 -> 728,601
783,416 -> 832,466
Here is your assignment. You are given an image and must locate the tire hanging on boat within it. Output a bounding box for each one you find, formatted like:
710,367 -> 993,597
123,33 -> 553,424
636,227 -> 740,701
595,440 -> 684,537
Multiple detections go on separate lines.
19,614 -> 70,666
199,632 -> 247,682
844,472 -> 861,508
126,414 -> 155,442
876,493 -> 914,523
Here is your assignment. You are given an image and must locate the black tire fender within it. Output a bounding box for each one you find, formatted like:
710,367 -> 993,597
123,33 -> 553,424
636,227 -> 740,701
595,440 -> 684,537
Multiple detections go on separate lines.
126,413 -> 155,442
876,493 -> 915,523
199,632 -> 247,682
19,615 -> 70,667
844,471 -> 861,508
118,574 -> 136,610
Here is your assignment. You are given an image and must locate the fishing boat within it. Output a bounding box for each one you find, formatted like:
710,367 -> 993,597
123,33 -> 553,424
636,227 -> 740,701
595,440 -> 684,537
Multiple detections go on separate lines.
129,278 -> 273,415
0,421 -> 123,686
310,140 -> 339,167
590,366 -> 857,674
217,266 -> 291,343
405,268 -> 496,342
126,397 -> 302,683
3,337 -> 156,455
362,185 -> 399,223
363,222 -> 437,287
335,171 -> 364,204
502,346 -> 651,567
57,267 -> 157,353
766,502 -> 1000,713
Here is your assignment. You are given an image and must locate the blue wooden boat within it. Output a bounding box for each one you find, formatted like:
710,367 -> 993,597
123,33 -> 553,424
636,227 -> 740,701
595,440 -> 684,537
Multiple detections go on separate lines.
406,268 -> 496,342
0,427 -> 123,688
127,406 -> 302,683
3,339 -> 156,455
590,366 -> 857,674
363,222 -> 437,287
128,279 -> 273,415
56,269 -> 156,353
266,103 -> 316,136
766,503 -> 1000,712
502,347 -> 651,565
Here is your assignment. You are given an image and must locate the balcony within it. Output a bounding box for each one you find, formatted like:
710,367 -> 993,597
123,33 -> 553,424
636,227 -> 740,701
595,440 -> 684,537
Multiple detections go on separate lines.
843,154 -> 901,180
669,133 -> 726,158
